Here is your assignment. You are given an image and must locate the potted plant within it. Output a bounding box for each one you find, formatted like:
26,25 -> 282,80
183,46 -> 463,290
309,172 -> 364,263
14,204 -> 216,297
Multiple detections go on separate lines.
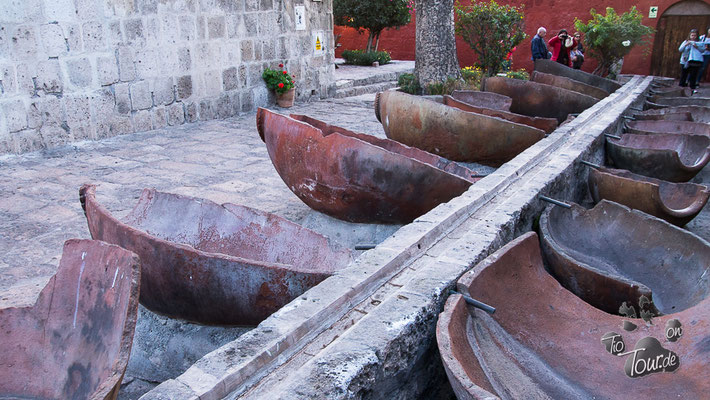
263,63 -> 296,107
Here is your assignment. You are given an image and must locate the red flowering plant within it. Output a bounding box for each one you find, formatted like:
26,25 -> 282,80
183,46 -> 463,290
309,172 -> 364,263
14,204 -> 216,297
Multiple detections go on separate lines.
262,63 -> 295,94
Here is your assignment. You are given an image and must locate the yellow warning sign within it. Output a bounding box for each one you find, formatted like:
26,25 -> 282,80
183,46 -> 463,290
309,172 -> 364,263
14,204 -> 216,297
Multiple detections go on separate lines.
313,30 -> 324,56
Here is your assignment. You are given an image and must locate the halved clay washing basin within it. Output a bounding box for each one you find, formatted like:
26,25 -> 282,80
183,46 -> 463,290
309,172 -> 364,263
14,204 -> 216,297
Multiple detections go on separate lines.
437,231 -> 709,400
534,58 -> 622,93
530,70 -> 609,100
606,133 -> 710,182
443,94 -> 558,134
0,239 -> 140,400
588,165 -> 709,226
449,90 -> 512,111
80,184 -> 353,326
481,76 -> 599,123
258,107 -> 478,223
625,120 -> 710,137
649,87 -> 692,97
539,200 -> 710,315
633,105 -> 710,124
374,90 -> 545,166
648,95 -> 710,108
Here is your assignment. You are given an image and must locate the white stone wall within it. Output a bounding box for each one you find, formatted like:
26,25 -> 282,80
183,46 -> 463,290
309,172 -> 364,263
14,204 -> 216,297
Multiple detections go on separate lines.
0,0 -> 335,154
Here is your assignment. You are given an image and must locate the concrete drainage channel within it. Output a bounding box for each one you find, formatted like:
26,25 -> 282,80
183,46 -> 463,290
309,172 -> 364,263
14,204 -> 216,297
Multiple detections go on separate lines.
139,76 -> 652,399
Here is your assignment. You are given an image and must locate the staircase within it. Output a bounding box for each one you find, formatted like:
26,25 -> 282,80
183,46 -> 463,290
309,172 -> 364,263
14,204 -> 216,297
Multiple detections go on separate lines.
333,60 -> 414,98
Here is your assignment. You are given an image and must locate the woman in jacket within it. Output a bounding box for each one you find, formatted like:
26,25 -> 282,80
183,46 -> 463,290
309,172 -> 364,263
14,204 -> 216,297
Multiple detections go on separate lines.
679,29 -> 704,92
572,32 -> 585,69
548,29 -> 576,67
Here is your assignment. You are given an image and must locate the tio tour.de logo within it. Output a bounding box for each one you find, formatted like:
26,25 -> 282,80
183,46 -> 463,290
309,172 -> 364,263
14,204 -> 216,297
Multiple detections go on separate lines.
600,297 -> 683,379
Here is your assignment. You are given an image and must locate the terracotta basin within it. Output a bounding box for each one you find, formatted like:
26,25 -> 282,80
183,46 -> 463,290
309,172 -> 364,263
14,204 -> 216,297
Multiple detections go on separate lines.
443,94 -> 558,134
437,231 -> 709,400
258,107 -> 478,223
374,90 -> 545,165
0,239 -> 140,400
648,96 -> 710,108
540,200 -> 710,315
80,184 -> 353,326
534,58 -> 622,93
651,87 -> 710,97
606,133 -> 710,182
634,105 -> 710,123
530,70 -> 609,100
632,110 -> 693,122
481,77 -> 598,123
449,90 -> 512,111
649,87 -> 692,97
625,120 -> 710,137
588,165 -> 709,226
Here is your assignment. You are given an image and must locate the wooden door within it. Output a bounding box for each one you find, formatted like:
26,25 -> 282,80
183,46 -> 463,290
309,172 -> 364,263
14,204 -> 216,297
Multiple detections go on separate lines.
651,15 -> 710,78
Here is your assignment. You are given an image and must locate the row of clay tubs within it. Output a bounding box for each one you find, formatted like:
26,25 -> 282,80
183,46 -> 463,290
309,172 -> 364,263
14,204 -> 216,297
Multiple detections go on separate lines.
644,80 -> 710,109
597,101 -> 710,225
373,59 -> 618,167
436,80 -> 710,398
258,60 -> 620,227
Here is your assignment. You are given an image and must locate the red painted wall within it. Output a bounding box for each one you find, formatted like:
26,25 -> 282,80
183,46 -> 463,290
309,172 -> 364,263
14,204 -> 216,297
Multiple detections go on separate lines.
335,0 -> 699,76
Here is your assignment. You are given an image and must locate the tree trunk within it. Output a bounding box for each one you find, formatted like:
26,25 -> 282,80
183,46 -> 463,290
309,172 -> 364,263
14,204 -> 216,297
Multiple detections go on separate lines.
366,32 -> 374,53
415,0 -> 462,89
374,32 -> 381,52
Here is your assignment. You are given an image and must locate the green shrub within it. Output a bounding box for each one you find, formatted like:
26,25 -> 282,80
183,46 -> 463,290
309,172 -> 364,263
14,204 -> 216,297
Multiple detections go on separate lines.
398,73 -> 422,94
342,50 -> 392,66
504,68 -> 529,80
426,78 -> 466,95
399,67 -> 484,95
574,7 -> 654,77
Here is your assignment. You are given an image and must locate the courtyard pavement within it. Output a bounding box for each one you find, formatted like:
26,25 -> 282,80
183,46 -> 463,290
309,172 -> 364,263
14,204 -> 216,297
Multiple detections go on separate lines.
0,61 -> 416,309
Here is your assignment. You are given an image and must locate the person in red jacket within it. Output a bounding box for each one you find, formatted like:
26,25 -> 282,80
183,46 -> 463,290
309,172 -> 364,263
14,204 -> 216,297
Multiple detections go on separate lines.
548,29 -> 577,67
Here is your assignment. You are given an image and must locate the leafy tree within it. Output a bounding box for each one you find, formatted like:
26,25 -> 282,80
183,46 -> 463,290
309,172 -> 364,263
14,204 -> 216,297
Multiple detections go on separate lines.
454,1 -> 527,77
574,7 -> 654,77
334,0 -> 413,52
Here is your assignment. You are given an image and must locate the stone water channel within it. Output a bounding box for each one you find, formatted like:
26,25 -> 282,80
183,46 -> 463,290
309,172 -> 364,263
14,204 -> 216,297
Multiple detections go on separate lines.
136,76 -> 681,398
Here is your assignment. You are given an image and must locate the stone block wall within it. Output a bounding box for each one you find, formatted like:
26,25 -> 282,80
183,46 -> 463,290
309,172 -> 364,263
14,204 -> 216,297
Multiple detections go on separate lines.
0,0 -> 335,154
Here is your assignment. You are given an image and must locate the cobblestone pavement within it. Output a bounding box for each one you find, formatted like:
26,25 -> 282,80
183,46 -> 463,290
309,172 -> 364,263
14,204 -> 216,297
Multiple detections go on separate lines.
0,94 -> 396,309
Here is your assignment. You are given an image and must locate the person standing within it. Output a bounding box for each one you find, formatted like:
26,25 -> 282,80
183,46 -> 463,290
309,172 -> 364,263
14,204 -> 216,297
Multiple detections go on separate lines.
531,27 -> 550,61
679,29 -> 704,92
696,27 -> 710,86
548,29 -> 576,67
572,32 -> 585,69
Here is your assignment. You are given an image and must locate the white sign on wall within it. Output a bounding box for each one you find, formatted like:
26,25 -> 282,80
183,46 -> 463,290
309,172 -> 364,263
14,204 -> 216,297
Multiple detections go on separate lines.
295,5 -> 306,30
649,6 -> 658,18
313,30 -> 324,56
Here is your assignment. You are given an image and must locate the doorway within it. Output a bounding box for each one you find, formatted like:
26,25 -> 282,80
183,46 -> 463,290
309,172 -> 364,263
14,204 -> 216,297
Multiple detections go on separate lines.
650,0 -> 710,79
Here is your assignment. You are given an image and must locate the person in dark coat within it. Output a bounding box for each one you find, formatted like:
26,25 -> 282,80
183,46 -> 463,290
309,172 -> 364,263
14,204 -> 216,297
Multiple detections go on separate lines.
531,27 -> 550,61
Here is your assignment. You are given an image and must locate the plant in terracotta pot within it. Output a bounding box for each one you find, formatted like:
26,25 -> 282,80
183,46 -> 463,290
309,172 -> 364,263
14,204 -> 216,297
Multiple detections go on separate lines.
263,63 -> 296,107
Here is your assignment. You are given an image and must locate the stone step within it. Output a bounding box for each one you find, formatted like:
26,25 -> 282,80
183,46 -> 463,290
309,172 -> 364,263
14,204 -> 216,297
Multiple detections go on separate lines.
334,80 -> 399,98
